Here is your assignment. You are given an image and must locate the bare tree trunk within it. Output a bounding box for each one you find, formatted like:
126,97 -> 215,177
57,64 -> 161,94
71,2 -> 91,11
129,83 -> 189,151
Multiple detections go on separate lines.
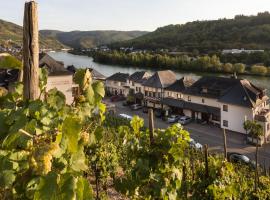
223,129 -> 227,161
148,108 -> 154,145
23,1 -> 40,100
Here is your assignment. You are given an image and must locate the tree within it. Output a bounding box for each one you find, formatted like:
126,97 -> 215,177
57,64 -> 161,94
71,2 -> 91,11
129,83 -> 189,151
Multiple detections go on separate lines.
251,65 -> 268,76
233,63 -> 246,73
222,63 -> 233,73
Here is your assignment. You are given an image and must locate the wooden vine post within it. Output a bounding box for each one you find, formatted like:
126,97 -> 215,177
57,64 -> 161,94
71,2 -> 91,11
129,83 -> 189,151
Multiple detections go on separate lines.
148,108 -> 155,145
204,144 -> 209,178
23,1 -> 40,100
223,129 -> 227,161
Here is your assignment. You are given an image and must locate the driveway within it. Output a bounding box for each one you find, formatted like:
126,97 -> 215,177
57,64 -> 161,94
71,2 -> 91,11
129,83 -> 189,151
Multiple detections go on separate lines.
105,99 -> 270,169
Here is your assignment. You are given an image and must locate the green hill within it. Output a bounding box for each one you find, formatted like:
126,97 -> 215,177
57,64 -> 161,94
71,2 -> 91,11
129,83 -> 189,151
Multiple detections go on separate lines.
0,19 -> 66,49
40,30 -> 148,49
111,12 -> 270,53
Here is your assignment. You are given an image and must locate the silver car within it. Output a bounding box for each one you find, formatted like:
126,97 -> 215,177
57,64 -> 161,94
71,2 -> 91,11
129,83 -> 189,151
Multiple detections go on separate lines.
178,116 -> 192,125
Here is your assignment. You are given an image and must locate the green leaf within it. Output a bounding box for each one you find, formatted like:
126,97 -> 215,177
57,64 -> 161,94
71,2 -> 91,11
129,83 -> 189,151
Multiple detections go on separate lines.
74,69 -> 92,91
0,111 -> 9,140
92,81 -> 105,98
47,88 -> 66,110
85,86 -> 95,105
62,116 -> 82,153
0,170 -> 16,188
39,68 -> 48,93
59,174 -> 76,200
76,177 -> 94,200
70,147 -> 88,172
94,126 -> 104,142
34,172 -> 59,200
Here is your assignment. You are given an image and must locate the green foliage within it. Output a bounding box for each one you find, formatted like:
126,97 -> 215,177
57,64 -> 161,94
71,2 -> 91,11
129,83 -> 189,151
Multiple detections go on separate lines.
0,55 -> 22,69
0,70 -> 102,199
233,63 -> 246,73
251,65 -> 268,75
111,12 -> 270,52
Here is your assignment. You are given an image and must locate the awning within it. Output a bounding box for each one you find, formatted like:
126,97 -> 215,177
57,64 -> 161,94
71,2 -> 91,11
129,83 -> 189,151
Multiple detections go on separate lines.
162,97 -> 220,117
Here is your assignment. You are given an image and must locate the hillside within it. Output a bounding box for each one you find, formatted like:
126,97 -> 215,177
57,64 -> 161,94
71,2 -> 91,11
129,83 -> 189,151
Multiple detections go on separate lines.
40,30 -> 148,49
0,19 -> 66,49
111,12 -> 270,52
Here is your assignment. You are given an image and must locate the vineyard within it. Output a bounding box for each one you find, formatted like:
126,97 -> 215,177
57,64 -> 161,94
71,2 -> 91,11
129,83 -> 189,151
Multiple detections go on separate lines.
0,68 -> 269,200
0,1 -> 270,200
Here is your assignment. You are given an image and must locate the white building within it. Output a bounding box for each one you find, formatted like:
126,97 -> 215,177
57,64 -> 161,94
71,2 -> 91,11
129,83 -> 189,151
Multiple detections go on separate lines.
162,76 -> 270,143
105,72 -> 130,96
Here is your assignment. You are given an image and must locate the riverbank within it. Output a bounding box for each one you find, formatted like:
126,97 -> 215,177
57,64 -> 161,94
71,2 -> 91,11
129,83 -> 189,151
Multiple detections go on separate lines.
49,51 -> 270,97
69,50 -> 270,77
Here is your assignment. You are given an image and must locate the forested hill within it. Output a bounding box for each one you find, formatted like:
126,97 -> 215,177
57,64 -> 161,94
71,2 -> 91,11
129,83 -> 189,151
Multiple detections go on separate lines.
40,30 -> 148,49
0,19 -> 66,49
111,12 -> 270,52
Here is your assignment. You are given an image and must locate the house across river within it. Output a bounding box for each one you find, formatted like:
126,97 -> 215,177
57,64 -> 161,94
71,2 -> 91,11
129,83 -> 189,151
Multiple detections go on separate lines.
105,70 -> 270,143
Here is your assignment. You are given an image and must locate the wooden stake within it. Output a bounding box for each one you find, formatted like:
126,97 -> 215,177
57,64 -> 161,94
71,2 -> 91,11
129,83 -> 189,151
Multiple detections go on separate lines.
204,144 -> 209,179
23,1 -> 40,100
148,108 -> 154,145
223,129 -> 227,160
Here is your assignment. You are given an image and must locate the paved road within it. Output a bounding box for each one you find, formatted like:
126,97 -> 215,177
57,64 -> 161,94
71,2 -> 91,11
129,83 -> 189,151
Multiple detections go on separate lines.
107,99 -> 270,169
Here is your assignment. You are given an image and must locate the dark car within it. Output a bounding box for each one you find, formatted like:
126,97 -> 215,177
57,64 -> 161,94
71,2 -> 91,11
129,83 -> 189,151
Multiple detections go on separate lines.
227,152 -> 256,169
142,107 -> 148,113
155,109 -> 163,118
110,95 -> 125,102
122,101 -> 134,106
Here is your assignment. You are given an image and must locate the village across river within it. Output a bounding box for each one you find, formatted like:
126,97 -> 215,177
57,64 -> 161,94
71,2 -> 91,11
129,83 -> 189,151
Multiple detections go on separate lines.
49,51 -> 270,97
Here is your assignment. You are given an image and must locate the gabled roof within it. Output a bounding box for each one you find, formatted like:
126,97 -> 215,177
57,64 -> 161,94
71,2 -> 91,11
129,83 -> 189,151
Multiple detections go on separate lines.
143,70 -> 176,88
88,68 -> 107,80
218,79 -> 265,108
39,54 -> 66,72
106,72 -> 129,82
182,76 -> 266,108
184,76 -> 239,98
129,71 -> 151,83
165,77 -> 195,92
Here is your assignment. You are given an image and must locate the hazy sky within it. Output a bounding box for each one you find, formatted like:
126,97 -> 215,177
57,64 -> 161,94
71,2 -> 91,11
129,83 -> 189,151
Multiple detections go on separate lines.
1,0 -> 270,32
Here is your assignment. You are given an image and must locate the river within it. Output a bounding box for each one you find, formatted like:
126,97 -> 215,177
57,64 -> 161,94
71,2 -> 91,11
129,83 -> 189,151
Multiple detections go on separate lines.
49,52 -> 270,96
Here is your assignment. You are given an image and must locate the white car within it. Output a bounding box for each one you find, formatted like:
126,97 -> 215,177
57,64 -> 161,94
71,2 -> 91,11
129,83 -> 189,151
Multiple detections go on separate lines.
130,104 -> 143,110
189,138 -> 203,150
178,116 -> 192,125
119,113 -> 132,120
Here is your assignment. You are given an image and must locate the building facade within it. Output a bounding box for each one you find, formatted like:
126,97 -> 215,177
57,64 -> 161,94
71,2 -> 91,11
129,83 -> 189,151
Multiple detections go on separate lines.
105,72 -> 130,96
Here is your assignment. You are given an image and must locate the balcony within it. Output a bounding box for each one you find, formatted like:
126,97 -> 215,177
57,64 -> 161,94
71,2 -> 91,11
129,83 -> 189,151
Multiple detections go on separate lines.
255,109 -> 270,122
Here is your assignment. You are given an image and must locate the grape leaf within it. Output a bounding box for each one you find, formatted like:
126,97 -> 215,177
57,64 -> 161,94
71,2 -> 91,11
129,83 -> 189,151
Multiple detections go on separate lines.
62,116 -> 82,153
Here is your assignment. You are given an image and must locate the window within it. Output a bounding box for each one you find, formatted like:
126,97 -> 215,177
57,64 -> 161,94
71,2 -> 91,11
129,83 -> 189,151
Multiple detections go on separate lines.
223,105 -> 228,112
202,98 -> 205,103
223,120 -> 228,127
188,96 -> 191,102
145,91 -> 148,96
177,94 -> 181,99
212,115 -> 220,122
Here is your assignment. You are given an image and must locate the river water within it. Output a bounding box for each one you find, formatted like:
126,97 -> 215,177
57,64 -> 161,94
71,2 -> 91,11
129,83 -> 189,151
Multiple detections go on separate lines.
49,52 -> 270,96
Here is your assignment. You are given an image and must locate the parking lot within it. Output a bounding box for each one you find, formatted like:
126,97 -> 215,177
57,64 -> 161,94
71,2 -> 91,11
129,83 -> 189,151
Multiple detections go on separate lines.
104,98 -> 270,169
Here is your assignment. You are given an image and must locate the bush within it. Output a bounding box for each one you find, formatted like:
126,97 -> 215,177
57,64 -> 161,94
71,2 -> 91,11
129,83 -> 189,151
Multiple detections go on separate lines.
233,63 -> 246,73
251,65 -> 268,75
222,63 -> 233,73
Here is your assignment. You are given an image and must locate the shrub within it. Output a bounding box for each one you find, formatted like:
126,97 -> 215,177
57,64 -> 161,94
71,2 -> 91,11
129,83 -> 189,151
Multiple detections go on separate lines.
251,65 -> 268,75
233,63 -> 246,73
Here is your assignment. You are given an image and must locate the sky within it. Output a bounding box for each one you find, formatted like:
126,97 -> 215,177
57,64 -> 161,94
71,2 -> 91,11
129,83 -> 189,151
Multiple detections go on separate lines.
1,0 -> 270,32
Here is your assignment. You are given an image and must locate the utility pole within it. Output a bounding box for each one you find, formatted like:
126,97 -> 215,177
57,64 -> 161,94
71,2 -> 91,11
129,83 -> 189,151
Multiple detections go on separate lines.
23,1 -> 40,100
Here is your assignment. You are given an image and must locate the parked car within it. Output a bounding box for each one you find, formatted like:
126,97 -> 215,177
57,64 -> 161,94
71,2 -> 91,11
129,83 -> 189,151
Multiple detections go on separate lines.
142,107 -> 148,113
227,152 -> 256,169
178,116 -> 192,125
110,95 -> 125,102
167,115 -> 181,123
122,101 -> 134,106
131,104 -> 143,110
119,113 -> 132,120
155,109 -> 163,118
189,138 -> 203,151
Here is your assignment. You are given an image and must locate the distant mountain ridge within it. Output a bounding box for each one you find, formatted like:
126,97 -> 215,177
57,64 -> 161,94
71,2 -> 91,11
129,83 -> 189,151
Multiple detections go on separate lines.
0,19 -> 66,49
40,30 -> 148,49
111,12 -> 270,52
